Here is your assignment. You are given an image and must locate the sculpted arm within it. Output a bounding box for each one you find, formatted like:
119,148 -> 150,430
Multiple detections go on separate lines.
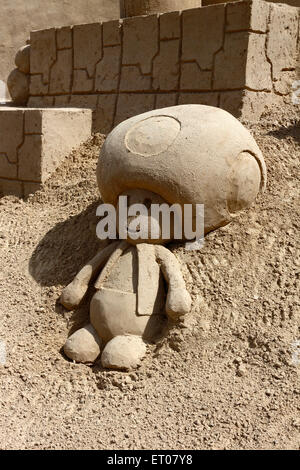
155,245 -> 192,320
60,241 -> 120,310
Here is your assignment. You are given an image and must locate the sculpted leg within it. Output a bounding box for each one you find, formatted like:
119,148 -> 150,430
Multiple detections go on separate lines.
101,335 -> 147,370
64,324 -> 102,363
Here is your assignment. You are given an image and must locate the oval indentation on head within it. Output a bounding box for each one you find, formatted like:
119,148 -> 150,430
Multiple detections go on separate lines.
125,115 -> 181,157
227,151 -> 261,214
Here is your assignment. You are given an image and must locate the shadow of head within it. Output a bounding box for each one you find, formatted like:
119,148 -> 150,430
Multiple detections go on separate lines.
29,200 -> 105,287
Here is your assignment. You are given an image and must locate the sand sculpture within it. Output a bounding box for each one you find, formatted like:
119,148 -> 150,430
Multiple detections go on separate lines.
7,45 -> 30,105
60,104 -> 266,370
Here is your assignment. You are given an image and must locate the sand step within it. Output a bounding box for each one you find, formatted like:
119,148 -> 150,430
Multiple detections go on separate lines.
0,107 -> 92,198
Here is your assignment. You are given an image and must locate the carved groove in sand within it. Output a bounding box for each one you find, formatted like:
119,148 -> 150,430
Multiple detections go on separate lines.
125,116 -> 181,156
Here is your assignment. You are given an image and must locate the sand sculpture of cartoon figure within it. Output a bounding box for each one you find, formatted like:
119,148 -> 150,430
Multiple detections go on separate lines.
60,104 -> 267,370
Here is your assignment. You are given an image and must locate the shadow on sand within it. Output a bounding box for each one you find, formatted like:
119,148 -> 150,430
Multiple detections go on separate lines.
268,120 -> 300,145
29,200 -> 109,338
29,200 -> 106,287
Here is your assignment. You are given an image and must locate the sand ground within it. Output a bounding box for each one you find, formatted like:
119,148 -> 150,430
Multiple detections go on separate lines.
0,107 -> 299,450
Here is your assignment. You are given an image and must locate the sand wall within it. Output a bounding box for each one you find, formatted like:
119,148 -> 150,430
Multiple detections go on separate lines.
24,0 -> 299,132
0,0 -> 120,99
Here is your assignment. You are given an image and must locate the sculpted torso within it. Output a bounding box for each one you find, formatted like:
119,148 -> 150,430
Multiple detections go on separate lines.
61,237 -> 192,370
90,244 -> 166,344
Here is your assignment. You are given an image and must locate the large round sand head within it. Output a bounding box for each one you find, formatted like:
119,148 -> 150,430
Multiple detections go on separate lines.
97,105 -> 267,236
120,0 -> 201,18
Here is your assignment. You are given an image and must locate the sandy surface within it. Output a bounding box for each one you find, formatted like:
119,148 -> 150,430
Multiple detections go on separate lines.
0,108 -> 299,450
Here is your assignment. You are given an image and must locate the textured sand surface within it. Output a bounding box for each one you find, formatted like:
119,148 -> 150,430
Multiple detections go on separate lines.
0,107 -> 299,450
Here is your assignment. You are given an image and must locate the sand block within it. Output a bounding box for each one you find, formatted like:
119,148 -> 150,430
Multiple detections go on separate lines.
0,107 -> 92,197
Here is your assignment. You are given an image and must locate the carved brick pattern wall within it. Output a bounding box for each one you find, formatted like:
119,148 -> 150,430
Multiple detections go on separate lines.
27,0 -> 300,133
0,109 -> 42,197
0,109 -> 91,197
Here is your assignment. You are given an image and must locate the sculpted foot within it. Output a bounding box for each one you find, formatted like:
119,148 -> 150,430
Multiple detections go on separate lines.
64,324 -> 102,363
101,335 -> 147,370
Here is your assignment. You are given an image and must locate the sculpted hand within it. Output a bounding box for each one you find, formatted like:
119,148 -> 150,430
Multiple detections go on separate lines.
60,280 -> 88,310
166,288 -> 192,320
